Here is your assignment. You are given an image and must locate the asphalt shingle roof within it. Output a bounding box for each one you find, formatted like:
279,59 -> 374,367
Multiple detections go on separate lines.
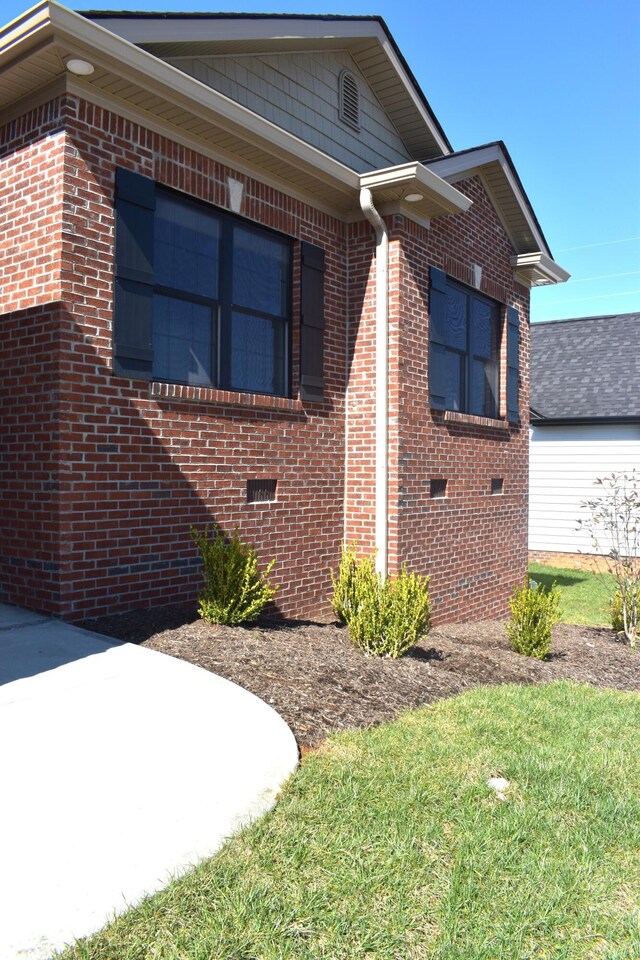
530,312 -> 640,421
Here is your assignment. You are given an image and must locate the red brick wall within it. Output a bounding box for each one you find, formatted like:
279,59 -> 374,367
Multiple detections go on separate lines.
0,304 -> 63,612
346,179 -> 530,622
2,95 -> 347,620
1,94 -> 530,624
0,101 -> 67,313
0,104 -> 69,612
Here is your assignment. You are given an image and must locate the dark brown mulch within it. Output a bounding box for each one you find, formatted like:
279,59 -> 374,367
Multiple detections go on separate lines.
80,605 -> 640,748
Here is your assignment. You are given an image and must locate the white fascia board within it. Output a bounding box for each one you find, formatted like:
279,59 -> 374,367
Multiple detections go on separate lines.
84,15 -> 385,46
427,144 -> 551,257
426,144 -> 501,180
36,2 -> 360,196
360,162 -> 471,214
0,0 -> 51,59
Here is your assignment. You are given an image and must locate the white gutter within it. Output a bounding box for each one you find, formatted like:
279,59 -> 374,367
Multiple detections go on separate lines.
359,187 -> 388,579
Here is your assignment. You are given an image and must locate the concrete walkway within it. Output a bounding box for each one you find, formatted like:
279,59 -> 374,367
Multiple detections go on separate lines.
0,604 -> 299,960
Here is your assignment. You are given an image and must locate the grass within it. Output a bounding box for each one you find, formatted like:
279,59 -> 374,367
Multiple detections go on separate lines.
61,682 -> 640,960
528,562 -> 616,627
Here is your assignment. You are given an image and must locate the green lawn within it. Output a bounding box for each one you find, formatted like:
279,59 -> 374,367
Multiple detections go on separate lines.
529,562 -> 616,627
63,683 -> 640,960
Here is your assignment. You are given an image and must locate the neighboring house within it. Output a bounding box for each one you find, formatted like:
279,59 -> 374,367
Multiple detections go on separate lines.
529,313 -> 640,563
0,3 -> 569,623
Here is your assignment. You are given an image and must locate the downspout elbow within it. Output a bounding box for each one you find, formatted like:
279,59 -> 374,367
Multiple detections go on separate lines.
360,186 -> 386,243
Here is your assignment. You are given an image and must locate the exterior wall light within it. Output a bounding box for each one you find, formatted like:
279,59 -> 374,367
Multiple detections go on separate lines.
66,58 -> 95,76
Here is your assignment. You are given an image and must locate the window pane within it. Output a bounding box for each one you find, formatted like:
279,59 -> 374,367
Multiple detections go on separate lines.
155,193 -> 219,300
471,298 -> 499,360
443,349 -> 464,411
229,311 -> 285,395
232,226 -> 289,317
471,358 -> 498,418
444,286 -> 467,350
153,294 -> 213,386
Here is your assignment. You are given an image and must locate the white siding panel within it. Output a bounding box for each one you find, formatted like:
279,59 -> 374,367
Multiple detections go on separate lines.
166,50 -> 411,172
529,424 -> 640,553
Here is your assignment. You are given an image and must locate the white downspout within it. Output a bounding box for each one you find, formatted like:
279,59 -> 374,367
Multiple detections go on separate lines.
359,187 -> 388,579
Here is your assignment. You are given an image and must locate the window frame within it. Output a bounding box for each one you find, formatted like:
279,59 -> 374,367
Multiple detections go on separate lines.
429,271 -> 502,419
134,181 -> 294,398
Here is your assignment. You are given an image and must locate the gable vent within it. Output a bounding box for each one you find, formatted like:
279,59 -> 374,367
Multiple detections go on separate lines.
339,70 -> 360,130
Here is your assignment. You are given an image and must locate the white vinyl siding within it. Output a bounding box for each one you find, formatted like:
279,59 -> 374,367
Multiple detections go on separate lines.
166,50 -> 411,172
529,423 -> 640,554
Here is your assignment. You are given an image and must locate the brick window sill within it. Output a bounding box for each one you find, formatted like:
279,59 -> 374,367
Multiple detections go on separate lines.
441,410 -> 512,431
149,380 -> 304,414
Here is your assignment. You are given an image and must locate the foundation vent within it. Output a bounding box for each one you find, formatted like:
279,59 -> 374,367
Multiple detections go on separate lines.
247,478 -> 277,503
430,478 -> 448,499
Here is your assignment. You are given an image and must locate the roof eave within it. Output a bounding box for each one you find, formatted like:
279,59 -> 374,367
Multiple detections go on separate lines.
531,415 -> 640,427
0,3 -> 467,226
360,162 -> 472,220
1,2 -> 365,207
425,142 -> 570,284
512,253 -> 571,288
81,9 -> 452,160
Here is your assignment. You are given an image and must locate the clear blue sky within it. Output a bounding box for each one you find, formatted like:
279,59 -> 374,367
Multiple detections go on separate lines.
5,0 -> 640,322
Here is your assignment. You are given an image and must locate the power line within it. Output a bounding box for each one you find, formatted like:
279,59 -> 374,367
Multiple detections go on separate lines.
555,236 -> 640,253
533,289 -> 640,307
566,269 -> 640,285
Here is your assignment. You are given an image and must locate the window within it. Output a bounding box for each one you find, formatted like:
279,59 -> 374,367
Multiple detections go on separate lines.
429,268 -> 500,418
113,170 -> 293,397
429,267 -> 521,423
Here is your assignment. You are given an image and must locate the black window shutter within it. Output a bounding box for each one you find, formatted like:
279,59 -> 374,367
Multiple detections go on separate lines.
429,266 -> 448,409
113,168 -> 156,379
299,241 -> 326,401
506,305 -> 520,422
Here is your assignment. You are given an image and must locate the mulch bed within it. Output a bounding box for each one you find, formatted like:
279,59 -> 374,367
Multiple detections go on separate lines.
80,606 -> 640,748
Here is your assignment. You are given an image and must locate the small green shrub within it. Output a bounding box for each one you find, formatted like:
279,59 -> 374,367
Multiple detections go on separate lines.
192,525 -> 276,625
330,542 -> 368,624
330,546 -> 431,658
610,588 -> 640,639
506,579 -> 560,659
611,591 -> 624,634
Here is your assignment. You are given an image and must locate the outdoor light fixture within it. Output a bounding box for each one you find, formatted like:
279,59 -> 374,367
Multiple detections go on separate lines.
404,193 -> 424,203
65,58 -> 95,76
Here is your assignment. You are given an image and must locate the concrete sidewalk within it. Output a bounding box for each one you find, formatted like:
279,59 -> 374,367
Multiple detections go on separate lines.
0,604 -> 299,960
